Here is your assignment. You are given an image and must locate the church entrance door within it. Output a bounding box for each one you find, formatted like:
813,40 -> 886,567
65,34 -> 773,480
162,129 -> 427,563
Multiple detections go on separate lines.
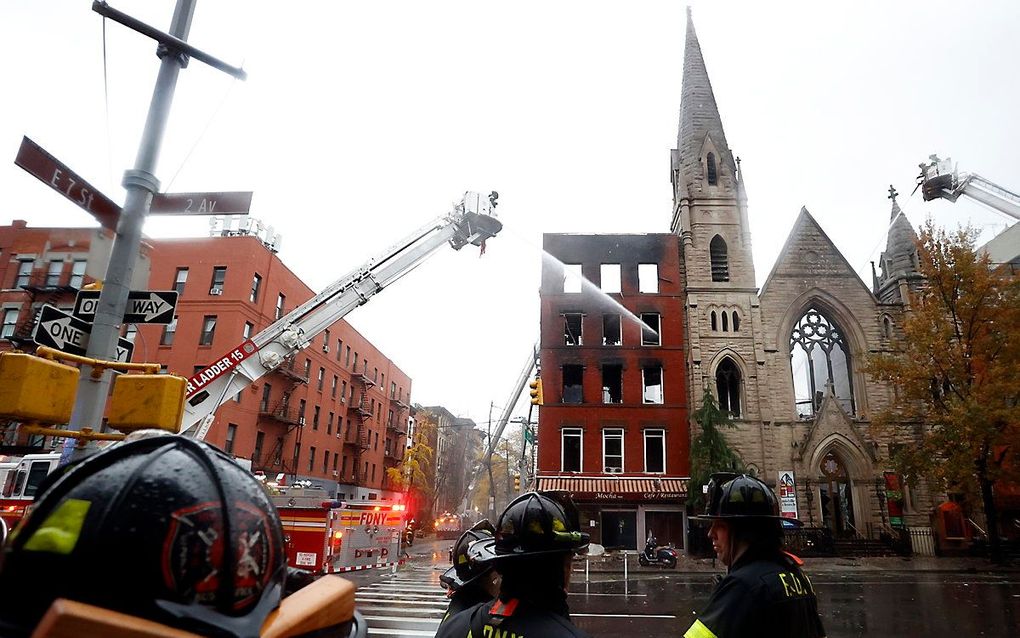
819,450 -> 856,537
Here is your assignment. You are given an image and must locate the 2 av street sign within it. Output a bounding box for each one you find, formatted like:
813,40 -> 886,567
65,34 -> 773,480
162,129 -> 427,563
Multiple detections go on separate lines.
32,305 -> 134,363
150,191 -> 253,215
73,290 -> 177,325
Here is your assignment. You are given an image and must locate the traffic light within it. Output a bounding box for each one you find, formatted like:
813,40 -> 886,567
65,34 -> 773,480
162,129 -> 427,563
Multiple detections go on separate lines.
529,377 -> 544,405
514,474 -> 521,491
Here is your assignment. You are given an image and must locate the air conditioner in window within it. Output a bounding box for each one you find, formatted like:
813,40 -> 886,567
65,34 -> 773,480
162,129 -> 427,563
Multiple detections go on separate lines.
332,471 -> 339,478
605,466 -> 623,474
209,287 -> 223,295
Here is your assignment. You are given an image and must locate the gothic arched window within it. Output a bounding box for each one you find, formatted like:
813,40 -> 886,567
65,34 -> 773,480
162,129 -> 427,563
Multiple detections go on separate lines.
732,311 -> 740,332
706,153 -> 718,185
710,311 -> 717,331
721,311 -> 729,332
790,308 -> 855,417
710,235 -> 729,282
716,357 -> 742,417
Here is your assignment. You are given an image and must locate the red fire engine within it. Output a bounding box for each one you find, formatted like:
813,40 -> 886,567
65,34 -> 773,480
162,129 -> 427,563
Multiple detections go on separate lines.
272,485 -> 407,574
0,453 -> 60,531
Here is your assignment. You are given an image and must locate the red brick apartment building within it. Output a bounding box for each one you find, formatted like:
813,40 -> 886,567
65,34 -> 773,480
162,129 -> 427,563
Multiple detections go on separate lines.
0,220 -> 412,503
535,234 -> 689,550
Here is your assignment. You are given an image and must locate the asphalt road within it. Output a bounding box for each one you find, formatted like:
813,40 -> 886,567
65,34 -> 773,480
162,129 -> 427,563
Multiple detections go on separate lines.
344,538 -> 1020,637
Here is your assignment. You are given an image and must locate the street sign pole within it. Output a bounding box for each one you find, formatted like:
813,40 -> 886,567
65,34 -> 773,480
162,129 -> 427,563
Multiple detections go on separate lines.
65,0 -> 199,463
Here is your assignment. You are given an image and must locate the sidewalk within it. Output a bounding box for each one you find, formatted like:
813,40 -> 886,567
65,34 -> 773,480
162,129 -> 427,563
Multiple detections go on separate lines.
576,552 -> 1020,574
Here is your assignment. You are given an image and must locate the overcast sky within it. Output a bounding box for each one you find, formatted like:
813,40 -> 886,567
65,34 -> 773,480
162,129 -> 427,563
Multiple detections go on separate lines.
2,1 -> 1018,428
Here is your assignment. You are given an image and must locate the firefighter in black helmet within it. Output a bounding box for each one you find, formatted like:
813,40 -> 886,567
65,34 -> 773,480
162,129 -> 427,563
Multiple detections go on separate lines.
684,473 -> 827,638
0,436 -> 357,638
438,519 -> 500,625
435,491 -> 591,638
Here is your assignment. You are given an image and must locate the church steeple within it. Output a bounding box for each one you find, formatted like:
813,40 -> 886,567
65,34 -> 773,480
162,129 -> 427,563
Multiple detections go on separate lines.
672,7 -> 739,213
876,185 -> 923,303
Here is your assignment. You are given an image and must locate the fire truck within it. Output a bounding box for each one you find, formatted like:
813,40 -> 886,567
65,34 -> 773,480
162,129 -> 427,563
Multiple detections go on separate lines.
0,453 -> 60,531
270,485 -> 407,574
435,512 -> 463,540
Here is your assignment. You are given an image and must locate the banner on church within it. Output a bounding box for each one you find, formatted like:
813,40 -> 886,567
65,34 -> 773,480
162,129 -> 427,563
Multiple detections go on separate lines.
778,470 -> 798,519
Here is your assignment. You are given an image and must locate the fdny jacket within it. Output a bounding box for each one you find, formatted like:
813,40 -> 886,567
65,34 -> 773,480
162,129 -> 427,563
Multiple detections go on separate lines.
435,596 -> 591,638
684,551 -> 826,638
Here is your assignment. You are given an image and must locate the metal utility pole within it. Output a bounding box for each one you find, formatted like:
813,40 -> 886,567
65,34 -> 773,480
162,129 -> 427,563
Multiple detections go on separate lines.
487,402 -> 496,520
63,0 -> 244,463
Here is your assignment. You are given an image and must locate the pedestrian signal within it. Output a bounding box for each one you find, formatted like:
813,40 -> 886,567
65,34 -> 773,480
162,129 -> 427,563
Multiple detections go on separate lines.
529,378 -> 543,405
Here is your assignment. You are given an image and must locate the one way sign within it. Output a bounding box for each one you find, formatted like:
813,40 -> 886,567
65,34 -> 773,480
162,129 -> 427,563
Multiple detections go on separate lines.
33,305 -> 134,363
73,290 -> 178,325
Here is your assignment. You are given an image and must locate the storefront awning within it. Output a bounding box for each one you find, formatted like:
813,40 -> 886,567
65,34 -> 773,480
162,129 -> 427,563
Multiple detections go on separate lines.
537,477 -> 688,503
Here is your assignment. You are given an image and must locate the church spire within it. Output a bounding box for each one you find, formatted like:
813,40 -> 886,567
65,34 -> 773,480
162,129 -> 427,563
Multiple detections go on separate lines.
675,7 -> 735,191
876,185 -> 922,302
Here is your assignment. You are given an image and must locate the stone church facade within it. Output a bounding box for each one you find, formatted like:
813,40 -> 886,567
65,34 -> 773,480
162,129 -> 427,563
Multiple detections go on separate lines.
672,11 -> 938,538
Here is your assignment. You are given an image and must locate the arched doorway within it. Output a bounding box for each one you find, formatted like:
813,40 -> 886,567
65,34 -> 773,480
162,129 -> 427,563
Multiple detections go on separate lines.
818,449 -> 856,537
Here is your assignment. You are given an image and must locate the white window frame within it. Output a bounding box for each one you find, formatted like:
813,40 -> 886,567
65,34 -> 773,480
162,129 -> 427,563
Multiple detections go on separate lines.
638,263 -> 659,293
600,264 -> 621,293
602,428 -> 624,473
45,259 -> 62,287
561,428 -> 583,473
69,260 -> 87,289
643,429 -> 666,474
642,366 -> 664,404
15,259 -> 33,288
1,308 -> 20,338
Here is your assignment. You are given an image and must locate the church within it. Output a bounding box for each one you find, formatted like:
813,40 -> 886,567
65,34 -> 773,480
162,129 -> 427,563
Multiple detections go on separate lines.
672,10 -> 939,541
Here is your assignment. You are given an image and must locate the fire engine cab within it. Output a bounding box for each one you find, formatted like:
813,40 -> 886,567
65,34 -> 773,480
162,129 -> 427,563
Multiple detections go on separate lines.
0,453 -> 60,530
271,484 -> 406,575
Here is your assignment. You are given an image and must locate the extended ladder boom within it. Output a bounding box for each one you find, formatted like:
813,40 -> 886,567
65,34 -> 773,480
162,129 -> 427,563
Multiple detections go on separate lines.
181,192 -> 502,439
919,156 -> 1020,221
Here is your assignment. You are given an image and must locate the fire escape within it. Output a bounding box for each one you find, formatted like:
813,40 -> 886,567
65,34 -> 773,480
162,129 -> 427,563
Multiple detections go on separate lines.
384,396 -> 410,467
254,357 -> 308,477
5,272 -> 79,350
345,370 -> 375,484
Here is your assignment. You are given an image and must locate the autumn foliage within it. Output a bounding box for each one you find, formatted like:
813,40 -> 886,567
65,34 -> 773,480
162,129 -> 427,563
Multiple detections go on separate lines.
866,221 -> 1020,560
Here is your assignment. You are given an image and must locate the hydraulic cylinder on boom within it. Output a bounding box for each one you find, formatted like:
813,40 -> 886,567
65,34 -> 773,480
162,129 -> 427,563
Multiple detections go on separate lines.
918,155 -> 1020,221
181,191 -> 502,440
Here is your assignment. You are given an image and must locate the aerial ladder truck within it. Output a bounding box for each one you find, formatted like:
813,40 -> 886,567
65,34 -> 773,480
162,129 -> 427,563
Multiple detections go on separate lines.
180,191 -> 502,439
918,155 -> 1020,221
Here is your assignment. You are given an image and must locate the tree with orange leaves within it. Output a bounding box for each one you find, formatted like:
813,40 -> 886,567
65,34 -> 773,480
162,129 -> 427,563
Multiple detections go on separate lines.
866,221 -> 1020,562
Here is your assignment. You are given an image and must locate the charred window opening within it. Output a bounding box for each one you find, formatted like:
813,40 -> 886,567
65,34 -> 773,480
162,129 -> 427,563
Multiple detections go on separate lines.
707,152 -> 718,185
710,235 -> 729,282
563,313 -> 583,346
603,314 -> 622,346
562,365 -> 584,404
642,366 -> 663,404
641,313 -> 661,346
602,365 -> 623,404
600,264 -> 621,293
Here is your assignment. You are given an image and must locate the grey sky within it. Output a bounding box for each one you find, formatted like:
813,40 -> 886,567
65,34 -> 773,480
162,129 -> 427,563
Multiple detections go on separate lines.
2,1 -> 1018,427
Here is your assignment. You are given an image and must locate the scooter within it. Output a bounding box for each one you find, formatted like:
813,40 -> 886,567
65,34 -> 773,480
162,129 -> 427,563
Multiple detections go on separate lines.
638,535 -> 678,568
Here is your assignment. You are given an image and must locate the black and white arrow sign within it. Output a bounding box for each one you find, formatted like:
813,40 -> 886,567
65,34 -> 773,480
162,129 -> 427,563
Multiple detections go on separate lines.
33,305 -> 134,363
73,290 -> 178,325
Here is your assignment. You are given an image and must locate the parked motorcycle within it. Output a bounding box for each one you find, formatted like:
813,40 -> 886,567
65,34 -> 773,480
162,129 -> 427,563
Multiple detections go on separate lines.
638,535 -> 678,568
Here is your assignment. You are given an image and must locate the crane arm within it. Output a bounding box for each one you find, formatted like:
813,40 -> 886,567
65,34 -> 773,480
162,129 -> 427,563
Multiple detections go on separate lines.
919,156 -> 1020,221
180,192 -> 502,440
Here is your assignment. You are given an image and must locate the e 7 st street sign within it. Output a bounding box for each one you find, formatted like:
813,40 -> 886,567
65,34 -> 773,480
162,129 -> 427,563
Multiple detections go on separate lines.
32,305 -> 134,363
73,290 -> 177,325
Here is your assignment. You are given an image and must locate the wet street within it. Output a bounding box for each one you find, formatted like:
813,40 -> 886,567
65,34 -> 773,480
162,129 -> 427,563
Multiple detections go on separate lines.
345,539 -> 1020,637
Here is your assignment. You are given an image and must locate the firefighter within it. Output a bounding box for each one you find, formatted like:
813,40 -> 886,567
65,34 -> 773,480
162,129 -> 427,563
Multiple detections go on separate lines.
435,491 -> 591,638
438,519 -> 500,625
684,473 -> 827,638
0,436 -> 352,638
